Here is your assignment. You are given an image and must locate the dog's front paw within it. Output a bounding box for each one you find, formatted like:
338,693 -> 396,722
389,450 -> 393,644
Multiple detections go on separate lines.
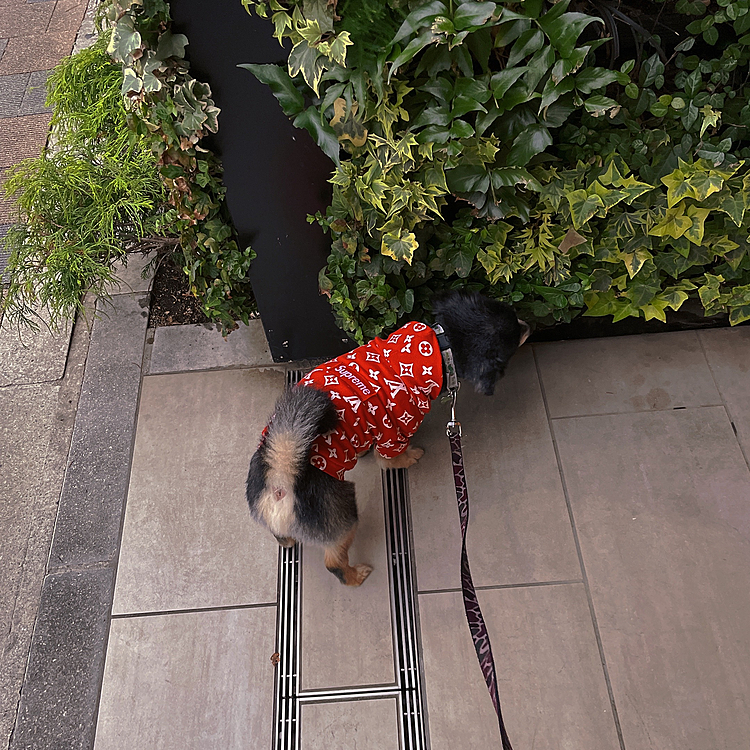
405,446 -> 424,463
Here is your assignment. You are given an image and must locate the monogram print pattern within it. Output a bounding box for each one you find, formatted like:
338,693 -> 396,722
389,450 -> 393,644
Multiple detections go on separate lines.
297,322 -> 444,479
450,432 -> 515,750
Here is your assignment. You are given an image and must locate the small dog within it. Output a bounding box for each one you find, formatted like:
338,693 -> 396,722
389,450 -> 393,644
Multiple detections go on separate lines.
246,292 -> 530,586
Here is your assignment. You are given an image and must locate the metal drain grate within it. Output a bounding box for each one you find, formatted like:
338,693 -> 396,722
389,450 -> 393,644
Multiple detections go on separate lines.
272,370 -> 429,749
383,468 -> 429,750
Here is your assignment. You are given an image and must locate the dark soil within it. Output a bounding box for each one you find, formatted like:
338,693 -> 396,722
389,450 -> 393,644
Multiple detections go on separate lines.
148,256 -> 210,328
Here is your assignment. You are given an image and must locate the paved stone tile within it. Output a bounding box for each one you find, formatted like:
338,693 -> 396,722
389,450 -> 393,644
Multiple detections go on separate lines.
105,251 -> 155,295
112,368 -> 283,614
534,331 -> 721,418
0,306 -> 71,386
698,326 -> 750,458
48,293 -> 149,569
0,384 -> 58,746
0,72 -> 29,117
0,306 -> 87,750
9,567 -> 115,750
0,39 -> 8,63
48,0 -> 87,35
300,698 -> 400,749
0,31 -> 74,75
94,607 -> 276,750
19,69 -> 50,115
0,112 -> 51,167
410,346 -> 580,592
301,455 -> 394,690
419,583 -> 619,749
0,2 -> 54,37
554,407 -> 750,749
149,319 -> 274,373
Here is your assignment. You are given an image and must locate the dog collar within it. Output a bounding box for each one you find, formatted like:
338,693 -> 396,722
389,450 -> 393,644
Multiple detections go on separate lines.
432,324 -> 459,393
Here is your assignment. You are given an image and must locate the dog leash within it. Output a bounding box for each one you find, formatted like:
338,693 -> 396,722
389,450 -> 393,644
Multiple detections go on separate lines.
436,326 -> 515,750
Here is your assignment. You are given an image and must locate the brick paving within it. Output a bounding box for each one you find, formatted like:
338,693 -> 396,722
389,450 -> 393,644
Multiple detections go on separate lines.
0,0 -> 86,265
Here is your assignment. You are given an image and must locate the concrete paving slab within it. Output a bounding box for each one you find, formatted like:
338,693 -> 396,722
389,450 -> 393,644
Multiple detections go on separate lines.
300,698 -> 400,750
301,455 -> 394,691
149,319 -> 274,373
105,251 -> 155,295
9,567 -> 115,750
0,383 -> 58,743
419,583 -> 619,750
554,407 -> 750,749
94,607 -> 276,750
410,346 -> 580,592
698,326 -> 750,459
535,331 -> 721,418
0,306 -> 71,386
0,309 -> 88,750
112,368 -> 283,614
48,293 -> 149,569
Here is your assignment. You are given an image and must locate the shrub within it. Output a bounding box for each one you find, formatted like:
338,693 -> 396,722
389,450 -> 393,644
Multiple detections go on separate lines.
106,0 -> 256,334
242,0 -> 750,343
0,34 -> 167,329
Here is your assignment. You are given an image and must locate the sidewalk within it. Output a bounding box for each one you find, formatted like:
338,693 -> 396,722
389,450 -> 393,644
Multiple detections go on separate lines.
2,6 -> 750,750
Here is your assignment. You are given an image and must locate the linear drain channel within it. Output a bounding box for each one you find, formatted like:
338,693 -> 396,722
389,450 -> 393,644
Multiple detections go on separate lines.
272,370 -> 429,749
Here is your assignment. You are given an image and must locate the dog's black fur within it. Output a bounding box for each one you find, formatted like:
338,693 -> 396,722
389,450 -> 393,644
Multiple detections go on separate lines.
246,291 -> 528,586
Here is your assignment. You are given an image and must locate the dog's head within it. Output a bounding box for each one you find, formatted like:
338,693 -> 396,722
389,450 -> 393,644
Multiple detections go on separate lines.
432,291 -> 530,396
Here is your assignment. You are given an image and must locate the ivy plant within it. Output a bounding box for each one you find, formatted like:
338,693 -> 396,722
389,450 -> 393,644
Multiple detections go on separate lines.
106,0 -> 256,333
240,0 -> 750,342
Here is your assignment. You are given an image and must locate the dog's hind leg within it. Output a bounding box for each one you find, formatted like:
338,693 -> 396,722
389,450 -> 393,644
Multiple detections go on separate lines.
324,523 -> 372,586
273,534 -> 296,548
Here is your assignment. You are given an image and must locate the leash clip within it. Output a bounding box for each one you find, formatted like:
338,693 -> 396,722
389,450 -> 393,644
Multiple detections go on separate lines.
446,389 -> 462,437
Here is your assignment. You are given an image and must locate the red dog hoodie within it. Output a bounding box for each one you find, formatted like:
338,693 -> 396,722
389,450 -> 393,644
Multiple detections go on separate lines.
298,322 -> 443,479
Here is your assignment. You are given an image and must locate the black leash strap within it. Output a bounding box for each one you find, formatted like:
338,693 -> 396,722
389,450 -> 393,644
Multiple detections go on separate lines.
447,395 -> 514,750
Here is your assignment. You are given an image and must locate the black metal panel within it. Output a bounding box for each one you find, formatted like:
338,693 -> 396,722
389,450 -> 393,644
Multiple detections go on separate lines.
170,0 -> 352,362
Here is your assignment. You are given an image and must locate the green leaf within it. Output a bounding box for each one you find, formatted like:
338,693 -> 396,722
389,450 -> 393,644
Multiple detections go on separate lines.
575,67 -> 619,94
506,123 -> 552,166
539,76 -> 575,111
729,304 -> 750,325
614,175 -> 653,204
620,247 -> 653,278
716,189 -> 747,226
389,28 -> 437,78
446,164 -> 490,193
541,12 -> 601,58
550,46 -> 588,83
288,40 -> 326,95
567,189 -> 604,229
121,66 -> 142,96
507,29 -> 544,67
107,16 -> 142,63
683,204 -> 711,245
584,95 -> 620,117
382,228 -> 419,263
238,63 -> 305,116
156,31 -> 188,60
649,205 -> 692,239
293,107 -> 340,164
453,1 -> 497,30
661,169 -> 694,208
449,119 -> 475,138
392,1 -> 448,44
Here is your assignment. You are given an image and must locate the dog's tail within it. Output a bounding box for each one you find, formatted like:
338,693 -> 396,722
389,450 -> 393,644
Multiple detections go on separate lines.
263,385 -> 338,474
